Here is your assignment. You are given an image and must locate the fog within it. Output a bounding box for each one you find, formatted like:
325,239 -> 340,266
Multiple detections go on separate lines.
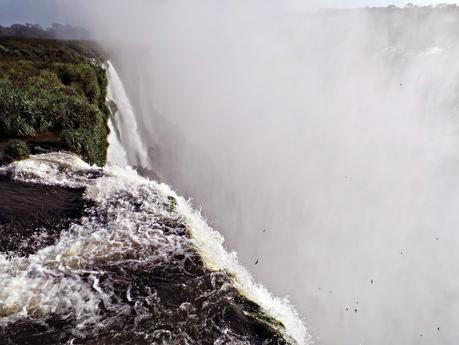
54,2 -> 459,344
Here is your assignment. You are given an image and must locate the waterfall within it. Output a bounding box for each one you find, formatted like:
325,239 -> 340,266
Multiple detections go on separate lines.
106,61 -> 149,168
106,117 -> 129,167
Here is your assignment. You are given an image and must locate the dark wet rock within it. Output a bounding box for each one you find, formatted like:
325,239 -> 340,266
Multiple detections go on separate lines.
0,175 -> 87,256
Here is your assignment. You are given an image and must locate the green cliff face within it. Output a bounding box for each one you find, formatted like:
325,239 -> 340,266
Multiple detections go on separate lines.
0,37 -> 109,165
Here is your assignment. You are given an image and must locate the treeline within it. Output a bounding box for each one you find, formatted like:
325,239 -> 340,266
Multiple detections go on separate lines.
0,23 -> 90,40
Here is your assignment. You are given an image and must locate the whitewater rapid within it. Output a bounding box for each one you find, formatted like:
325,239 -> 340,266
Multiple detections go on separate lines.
0,152 -> 308,344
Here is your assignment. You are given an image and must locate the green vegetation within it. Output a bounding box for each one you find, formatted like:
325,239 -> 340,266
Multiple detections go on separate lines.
0,37 -> 109,165
4,139 -> 30,160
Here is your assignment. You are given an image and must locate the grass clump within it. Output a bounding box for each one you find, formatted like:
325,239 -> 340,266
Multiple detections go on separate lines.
5,139 -> 30,160
0,37 -> 109,165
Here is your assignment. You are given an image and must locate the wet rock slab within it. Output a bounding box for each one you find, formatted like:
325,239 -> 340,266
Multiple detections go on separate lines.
0,173 -> 87,255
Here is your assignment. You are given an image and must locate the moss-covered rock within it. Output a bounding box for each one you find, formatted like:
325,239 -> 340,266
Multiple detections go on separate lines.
167,195 -> 178,212
4,139 -> 30,160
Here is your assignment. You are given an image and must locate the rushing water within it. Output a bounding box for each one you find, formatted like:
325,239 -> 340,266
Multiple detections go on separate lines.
106,62 -> 149,169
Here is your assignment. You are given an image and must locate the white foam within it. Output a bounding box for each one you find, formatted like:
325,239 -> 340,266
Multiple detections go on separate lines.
0,247 -> 104,328
10,151 -> 94,187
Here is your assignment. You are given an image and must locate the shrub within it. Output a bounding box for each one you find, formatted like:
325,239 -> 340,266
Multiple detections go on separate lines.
62,127 -> 108,166
4,139 -> 30,160
0,37 -> 109,166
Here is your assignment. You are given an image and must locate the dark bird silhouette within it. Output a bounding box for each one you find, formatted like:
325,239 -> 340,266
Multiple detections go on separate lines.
254,259 -> 259,265
371,279 -> 374,284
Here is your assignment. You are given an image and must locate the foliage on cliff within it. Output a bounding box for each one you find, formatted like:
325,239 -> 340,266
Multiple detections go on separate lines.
0,37 -> 109,165
4,139 -> 30,160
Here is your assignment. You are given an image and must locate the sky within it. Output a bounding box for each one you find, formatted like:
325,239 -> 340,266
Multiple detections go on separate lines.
0,0 -> 459,26
0,0 -> 66,26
